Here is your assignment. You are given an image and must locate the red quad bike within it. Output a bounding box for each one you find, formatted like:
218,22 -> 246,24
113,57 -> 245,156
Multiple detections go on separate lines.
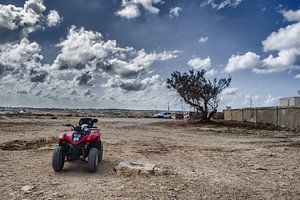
52,118 -> 103,172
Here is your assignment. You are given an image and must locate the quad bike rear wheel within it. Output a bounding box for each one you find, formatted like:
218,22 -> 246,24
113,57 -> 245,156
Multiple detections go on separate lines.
52,146 -> 65,172
98,141 -> 103,162
87,147 -> 98,172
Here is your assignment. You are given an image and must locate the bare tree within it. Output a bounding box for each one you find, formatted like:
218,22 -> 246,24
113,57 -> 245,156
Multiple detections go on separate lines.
167,70 -> 231,121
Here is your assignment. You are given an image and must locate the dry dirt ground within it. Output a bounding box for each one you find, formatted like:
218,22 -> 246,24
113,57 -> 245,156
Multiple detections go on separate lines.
0,115 -> 299,200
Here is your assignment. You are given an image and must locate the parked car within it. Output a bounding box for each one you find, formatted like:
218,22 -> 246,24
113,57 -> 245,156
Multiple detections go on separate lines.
175,112 -> 184,119
153,112 -> 172,119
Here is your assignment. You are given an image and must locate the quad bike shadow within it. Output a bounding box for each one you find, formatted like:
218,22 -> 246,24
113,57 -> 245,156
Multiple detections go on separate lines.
58,159 -> 115,176
52,118 -> 104,173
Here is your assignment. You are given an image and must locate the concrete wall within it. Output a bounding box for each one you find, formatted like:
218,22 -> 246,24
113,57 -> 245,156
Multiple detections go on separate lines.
224,106 -> 300,129
257,107 -> 278,125
224,109 -> 232,121
280,99 -> 289,107
295,98 -> 300,106
279,97 -> 300,106
242,108 -> 256,123
232,109 -> 242,121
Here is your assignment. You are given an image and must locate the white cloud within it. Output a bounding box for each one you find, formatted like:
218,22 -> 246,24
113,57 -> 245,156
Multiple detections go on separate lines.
0,0 -> 61,42
187,57 -> 211,71
282,9 -> 300,22
222,87 -> 238,96
225,8 -> 300,74
51,26 -> 178,91
254,49 -> 300,74
0,16 -> 179,106
262,22 -> 300,52
205,69 -> 217,77
244,94 -> 279,107
47,10 -> 62,27
225,52 -> 261,73
201,0 -> 243,10
115,4 -> 140,19
0,38 -> 48,82
294,74 -> 300,79
104,74 -> 161,91
169,7 -> 182,18
198,36 -> 209,43
116,0 -> 163,19
264,94 -> 279,106
0,0 -> 45,37
187,56 -> 217,77
220,92 -> 280,109
226,49 -> 300,74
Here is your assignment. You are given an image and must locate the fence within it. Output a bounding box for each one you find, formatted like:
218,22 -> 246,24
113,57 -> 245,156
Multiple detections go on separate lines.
224,106 -> 300,129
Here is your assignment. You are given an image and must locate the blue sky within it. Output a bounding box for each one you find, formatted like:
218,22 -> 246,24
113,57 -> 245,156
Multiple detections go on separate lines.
0,0 -> 300,110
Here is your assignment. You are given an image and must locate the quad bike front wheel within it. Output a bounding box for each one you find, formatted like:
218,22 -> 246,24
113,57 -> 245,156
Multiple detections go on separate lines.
52,146 -> 65,172
87,147 -> 98,172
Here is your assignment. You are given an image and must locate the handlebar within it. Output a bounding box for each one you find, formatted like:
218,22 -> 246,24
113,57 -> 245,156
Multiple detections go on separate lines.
63,124 -> 75,129
63,124 -> 97,130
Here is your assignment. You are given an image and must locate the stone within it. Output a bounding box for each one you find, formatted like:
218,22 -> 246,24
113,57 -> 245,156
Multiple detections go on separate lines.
21,185 -> 35,193
153,166 -> 170,175
50,181 -> 59,185
114,161 -> 157,176
254,167 -> 267,171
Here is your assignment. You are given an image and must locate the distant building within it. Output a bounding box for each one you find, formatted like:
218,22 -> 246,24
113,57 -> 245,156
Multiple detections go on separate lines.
279,97 -> 300,107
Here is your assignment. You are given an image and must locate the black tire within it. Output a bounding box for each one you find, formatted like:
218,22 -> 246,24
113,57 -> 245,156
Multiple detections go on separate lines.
52,146 -> 65,172
87,147 -> 98,172
98,141 -> 103,162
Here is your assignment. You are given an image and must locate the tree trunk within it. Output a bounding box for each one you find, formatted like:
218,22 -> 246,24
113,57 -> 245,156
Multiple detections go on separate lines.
207,109 -> 217,121
202,101 -> 209,121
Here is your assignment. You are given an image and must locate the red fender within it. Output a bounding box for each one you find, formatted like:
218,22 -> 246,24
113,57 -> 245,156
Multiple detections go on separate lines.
87,130 -> 101,144
59,133 -> 68,140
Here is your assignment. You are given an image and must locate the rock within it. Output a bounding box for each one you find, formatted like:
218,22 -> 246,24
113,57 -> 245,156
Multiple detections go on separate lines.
114,161 -> 156,176
9,191 -> 17,196
114,161 -> 175,176
33,190 -> 44,195
153,166 -> 170,175
254,167 -> 267,171
50,181 -> 59,185
21,185 -> 35,193
57,194 -> 64,198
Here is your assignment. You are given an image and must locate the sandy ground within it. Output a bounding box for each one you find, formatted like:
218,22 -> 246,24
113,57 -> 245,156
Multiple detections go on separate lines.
0,115 -> 299,200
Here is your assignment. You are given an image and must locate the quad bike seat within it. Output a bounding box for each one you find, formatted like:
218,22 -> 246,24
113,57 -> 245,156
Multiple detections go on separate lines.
79,118 -> 94,128
78,118 -> 98,134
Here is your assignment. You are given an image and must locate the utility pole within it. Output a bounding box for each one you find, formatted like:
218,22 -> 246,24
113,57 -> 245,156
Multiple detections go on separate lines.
167,101 -> 170,111
181,99 -> 183,111
250,98 -> 252,108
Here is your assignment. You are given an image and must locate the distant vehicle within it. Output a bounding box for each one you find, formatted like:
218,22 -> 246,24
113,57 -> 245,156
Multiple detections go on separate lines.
153,112 -> 172,119
175,112 -> 184,119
